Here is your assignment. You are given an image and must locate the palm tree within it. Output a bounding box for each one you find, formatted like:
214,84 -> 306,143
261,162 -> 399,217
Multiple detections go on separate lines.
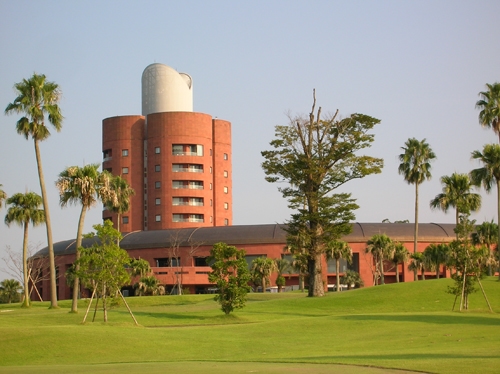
326,240 -> 353,291
251,257 -> 276,292
470,144 -> 500,265
472,220 -> 499,277
4,192 -> 45,307
5,73 -> 63,308
130,258 -> 152,279
340,270 -> 364,290
274,258 -> 291,293
430,173 -> 481,236
390,242 -> 410,283
476,82 -> 500,143
0,184 -> 6,208
103,174 -> 135,233
56,163 -> 109,313
398,138 -> 436,281
423,243 -> 449,279
366,234 -> 394,285
408,252 -> 427,280
0,279 -> 22,304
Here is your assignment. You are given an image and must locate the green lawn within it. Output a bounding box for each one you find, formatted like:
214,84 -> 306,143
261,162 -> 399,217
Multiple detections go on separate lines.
0,277 -> 499,374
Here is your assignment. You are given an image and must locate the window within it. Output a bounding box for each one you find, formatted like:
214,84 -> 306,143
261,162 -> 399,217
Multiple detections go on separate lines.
122,149 -> 128,157
172,197 -> 203,206
155,164 -> 160,172
122,167 -> 129,174
172,214 -> 204,223
210,149 -> 213,156
210,199 -> 212,206
155,215 -> 161,222
155,147 -> 160,154
210,183 -> 212,190
122,216 -> 129,224
224,219 -> 229,226
172,164 -> 203,173
103,149 -> 112,161
210,167 -> 212,174
155,181 -> 161,189
172,144 -> 203,156
194,257 -> 208,267
224,202 -> 228,210
173,180 -> 203,189
224,186 -> 228,194
223,153 -> 228,160
224,170 -> 228,178
155,198 -> 161,205
156,258 -> 180,267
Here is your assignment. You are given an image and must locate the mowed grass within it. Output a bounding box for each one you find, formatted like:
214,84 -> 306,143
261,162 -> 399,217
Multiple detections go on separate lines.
0,277 -> 499,374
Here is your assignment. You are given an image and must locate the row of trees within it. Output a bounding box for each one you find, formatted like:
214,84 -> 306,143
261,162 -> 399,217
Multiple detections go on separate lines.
2,73 -> 134,311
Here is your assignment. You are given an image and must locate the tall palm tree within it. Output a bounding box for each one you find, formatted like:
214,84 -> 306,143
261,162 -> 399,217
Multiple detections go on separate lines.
5,73 -> 63,308
472,220 -> 499,276
103,174 -> 135,233
398,138 -> 436,280
0,184 -> 6,208
251,257 -> 276,292
476,82 -> 500,143
470,143 -> 500,265
4,192 -> 45,307
430,173 -> 482,235
0,279 -> 22,304
408,252 -> 427,281
390,242 -> 410,283
326,239 -> 353,291
366,234 -> 394,285
56,163 -> 106,313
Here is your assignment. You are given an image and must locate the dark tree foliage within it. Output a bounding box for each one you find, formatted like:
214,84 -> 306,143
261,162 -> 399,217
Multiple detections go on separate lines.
208,242 -> 251,315
262,91 -> 383,296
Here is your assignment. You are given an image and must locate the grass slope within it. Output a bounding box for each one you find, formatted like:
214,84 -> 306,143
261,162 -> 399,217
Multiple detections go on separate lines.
0,277 -> 499,374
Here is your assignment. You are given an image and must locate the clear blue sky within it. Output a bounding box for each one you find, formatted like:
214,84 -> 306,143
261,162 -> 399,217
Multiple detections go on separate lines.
1,0 -> 499,281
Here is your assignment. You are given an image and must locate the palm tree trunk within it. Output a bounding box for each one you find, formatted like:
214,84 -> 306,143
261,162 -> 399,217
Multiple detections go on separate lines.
413,183 -> 419,281
379,259 -> 385,285
497,183 -> 500,280
395,262 -> 400,283
336,258 -> 341,292
22,222 -> 30,308
261,276 -> 266,293
71,206 -> 87,313
34,139 -> 58,308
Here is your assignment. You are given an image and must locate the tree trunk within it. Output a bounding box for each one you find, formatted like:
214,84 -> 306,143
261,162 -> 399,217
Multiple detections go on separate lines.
379,259 -> 385,285
261,276 -> 266,293
308,253 -> 324,297
299,274 -> 304,292
336,258 -> 341,292
22,223 -> 30,308
497,183 -> 500,280
103,284 -> 107,322
71,206 -> 87,313
34,139 -> 58,308
395,262 -> 400,283
413,183 -> 419,281
421,268 -> 426,281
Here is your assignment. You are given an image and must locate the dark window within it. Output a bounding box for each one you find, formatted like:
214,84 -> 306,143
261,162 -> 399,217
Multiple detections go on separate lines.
194,257 -> 209,267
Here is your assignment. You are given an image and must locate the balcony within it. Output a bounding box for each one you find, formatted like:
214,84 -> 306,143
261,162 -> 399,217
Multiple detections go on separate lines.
151,266 -> 212,285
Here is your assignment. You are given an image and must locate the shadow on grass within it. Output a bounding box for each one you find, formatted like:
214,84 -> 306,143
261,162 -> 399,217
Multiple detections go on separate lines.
338,313 -> 499,326
291,352 -> 497,361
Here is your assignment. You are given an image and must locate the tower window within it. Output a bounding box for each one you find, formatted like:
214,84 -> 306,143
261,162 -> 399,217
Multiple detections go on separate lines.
122,149 -> 129,157
155,198 -> 161,205
155,215 -> 161,222
155,164 -> 160,172
155,147 -> 160,154
155,181 -> 161,189
122,167 -> 129,174
223,153 -> 228,160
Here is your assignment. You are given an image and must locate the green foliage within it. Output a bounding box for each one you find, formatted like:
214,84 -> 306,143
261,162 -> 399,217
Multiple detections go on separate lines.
340,270 -> 364,289
476,82 -> 500,141
408,252 -> 427,281
135,276 -> 161,296
423,243 -> 449,279
208,242 -> 251,314
398,138 -> 436,186
366,234 -> 394,285
0,184 -> 6,209
262,93 -> 383,296
251,257 -> 276,292
0,279 -> 22,304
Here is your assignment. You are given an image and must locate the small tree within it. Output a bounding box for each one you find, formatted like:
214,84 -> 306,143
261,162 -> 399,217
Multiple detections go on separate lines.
251,257 -> 276,293
326,239 -> 352,292
390,242 -> 410,283
423,243 -> 449,279
208,242 -> 251,315
366,234 -> 394,285
408,252 -> 427,281
0,279 -> 22,304
275,258 -> 292,292
75,221 -> 137,324
340,270 -> 364,290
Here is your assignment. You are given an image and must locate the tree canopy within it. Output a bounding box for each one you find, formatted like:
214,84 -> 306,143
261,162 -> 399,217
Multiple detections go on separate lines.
261,91 -> 383,296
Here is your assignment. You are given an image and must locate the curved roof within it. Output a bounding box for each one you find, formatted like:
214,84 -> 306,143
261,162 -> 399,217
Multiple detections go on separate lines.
33,222 -> 456,257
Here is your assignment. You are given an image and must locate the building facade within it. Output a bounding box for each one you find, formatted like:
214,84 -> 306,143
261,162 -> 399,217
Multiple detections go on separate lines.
102,63 -> 232,232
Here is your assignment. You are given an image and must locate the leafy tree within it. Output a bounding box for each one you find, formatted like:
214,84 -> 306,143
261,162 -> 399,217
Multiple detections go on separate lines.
102,175 -> 135,233
4,192 -> 45,307
472,220 -> 499,277
5,73 -> 63,308
398,138 -> 436,280
423,243 -> 449,279
251,257 -> 276,292
56,163 -> 111,313
340,270 -> 364,290
390,242 -> 410,283
75,221 -> 137,324
274,258 -> 292,292
476,82 -> 500,142
135,276 -> 162,296
408,252 -> 427,281
0,184 -> 6,208
366,234 -> 394,285
470,143 -> 500,262
326,240 -> 352,292
0,279 -> 22,304
430,173 -> 481,236
262,91 -> 383,296
208,242 -> 251,314
129,258 -> 152,278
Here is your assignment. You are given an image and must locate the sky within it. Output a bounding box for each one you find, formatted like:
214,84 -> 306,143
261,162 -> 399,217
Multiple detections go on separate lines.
0,0 -> 499,281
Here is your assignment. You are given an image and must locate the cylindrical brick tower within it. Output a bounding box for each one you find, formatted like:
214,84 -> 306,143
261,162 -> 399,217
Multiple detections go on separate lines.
102,64 -> 232,233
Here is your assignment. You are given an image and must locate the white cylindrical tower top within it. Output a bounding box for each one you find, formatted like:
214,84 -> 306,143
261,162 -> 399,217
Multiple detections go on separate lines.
141,63 -> 193,116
